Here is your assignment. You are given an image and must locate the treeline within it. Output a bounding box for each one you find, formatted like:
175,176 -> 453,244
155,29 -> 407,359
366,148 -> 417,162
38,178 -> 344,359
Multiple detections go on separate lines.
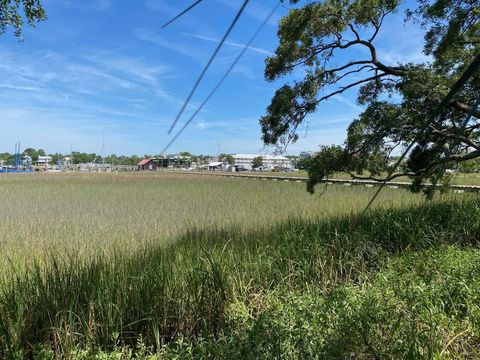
0,148 -> 144,166
0,148 -> 306,167
0,149 -> 242,166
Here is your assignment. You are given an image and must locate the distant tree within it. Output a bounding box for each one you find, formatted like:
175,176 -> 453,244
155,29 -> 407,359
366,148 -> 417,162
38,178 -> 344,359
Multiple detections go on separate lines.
179,151 -> 192,157
71,152 -> 96,164
262,0 -> 479,196
221,154 -> 235,165
458,158 -> 480,173
1,0 -> 46,39
105,154 -> 118,164
252,156 -> 263,169
49,153 -> 63,164
37,149 -> 46,157
23,148 -> 38,161
128,155 -> 141,165
0,152 -> 12,161
195,155 -> 208,164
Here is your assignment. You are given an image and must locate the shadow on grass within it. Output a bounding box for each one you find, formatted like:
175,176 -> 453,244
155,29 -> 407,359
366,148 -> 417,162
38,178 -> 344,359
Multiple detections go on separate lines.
1,198 -> 479,357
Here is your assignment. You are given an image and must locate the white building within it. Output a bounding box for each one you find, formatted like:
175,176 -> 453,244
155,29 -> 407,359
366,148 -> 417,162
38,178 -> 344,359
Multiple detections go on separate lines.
233,154 -> 292,171
36,156 -> 53,168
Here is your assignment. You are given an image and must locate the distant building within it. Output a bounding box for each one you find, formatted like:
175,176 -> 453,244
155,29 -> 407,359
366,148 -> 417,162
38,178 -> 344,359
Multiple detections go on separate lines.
77,163 -> 111,171
36,156 -> 52,168
22,155 -> 32,167
233,154 -> 292,171
60,156 -> 72,168
207,161 -> 223,171
138,158 -> 158,171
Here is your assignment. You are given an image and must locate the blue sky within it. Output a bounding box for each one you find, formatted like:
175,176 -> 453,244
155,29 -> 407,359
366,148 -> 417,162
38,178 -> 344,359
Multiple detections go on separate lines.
0,0 -> 428,156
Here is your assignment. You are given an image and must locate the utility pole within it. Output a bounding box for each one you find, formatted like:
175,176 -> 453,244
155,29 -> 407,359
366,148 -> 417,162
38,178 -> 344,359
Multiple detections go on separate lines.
102,131 -> 106,167
215,140 -> 221,160
70,146 -> 73,170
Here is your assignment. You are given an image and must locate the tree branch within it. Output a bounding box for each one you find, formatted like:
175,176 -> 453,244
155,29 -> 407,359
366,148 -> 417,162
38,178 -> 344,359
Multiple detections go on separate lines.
325,60 -> 374,74
356,40 -> 406,76
335,65 -> 376,82
349,149 -> 480,183
318,73 -> 388,102
348,171 -> 414,182
430,126 -> 480,150
449,99 -> 480,118
348,23 -> 361,40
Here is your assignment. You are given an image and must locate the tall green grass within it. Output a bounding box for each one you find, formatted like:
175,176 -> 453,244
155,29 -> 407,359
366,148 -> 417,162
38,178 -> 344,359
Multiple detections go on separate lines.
0,172 -> 426,271
0,175 -> 478,358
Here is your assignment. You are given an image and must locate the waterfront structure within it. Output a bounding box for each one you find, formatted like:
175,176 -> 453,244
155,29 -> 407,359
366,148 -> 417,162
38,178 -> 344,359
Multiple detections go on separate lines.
233,154 -> 292,171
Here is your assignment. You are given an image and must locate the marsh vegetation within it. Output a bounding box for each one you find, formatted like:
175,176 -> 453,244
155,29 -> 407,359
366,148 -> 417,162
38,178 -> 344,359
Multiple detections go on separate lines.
0,173 -> 478,358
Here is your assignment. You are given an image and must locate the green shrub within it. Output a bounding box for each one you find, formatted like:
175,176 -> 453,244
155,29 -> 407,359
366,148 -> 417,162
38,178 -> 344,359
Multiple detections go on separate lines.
161,247 -> 480,359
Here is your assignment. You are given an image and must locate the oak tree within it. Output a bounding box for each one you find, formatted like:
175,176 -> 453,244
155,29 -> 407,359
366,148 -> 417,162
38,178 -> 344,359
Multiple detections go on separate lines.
262,0 -> 479,195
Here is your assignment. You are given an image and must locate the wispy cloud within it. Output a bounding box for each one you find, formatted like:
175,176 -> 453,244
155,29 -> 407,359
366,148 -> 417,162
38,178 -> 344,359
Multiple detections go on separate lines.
143,0 -> 215,36
85,54 -> 172,86
333,95 -> 363,112
375,13 -> 431,66
182,32 -> 273,56
45,0 -> 112,11
213,0 -> 283,26
144,0 -> 179,16
133,28 -> 205,59
0,46 -> 189,137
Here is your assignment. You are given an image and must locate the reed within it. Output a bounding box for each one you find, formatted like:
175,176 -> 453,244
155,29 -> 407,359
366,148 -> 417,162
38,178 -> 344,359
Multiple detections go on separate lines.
0,172 -> 476,358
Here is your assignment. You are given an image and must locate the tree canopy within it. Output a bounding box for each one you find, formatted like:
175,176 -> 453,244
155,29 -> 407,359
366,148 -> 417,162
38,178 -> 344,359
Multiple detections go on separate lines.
0,0 -> 46,39
262,0 -> 479,195
220,154 -> 235,165
252,156 -> 264,169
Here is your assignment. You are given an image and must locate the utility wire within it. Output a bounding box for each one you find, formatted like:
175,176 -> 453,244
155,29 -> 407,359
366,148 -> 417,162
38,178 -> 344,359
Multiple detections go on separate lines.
161,2 -> 280,155
161,0 -> 204,29
359,53 -> 480,217
168,0 -> 250,135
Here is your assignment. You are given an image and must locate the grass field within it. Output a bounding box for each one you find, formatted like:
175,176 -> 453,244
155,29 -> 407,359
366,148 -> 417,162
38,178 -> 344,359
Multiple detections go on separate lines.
239,169 -> 480,186
0,172 -> 426,269
0,172 -> 479,359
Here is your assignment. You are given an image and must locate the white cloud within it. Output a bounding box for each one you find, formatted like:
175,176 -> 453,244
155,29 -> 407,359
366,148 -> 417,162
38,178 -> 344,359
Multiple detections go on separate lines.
45,0 -> 112,11
333,95 -> 363,112
85,54 -> 171,87
213,0 -> 283,26
374,13 -> 431,66
197,121 -> 208,129
144,0 -> 178,15
182,33 -> 273,56
134,28 -> 205,59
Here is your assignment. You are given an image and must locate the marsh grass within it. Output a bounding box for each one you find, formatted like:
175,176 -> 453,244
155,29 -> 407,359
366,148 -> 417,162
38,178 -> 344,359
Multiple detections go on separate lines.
0,172 -> 427,270
0,172 -> 477,358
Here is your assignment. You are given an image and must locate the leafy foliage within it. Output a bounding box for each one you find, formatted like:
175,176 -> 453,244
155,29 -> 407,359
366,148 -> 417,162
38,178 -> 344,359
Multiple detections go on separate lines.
252,156 -> 263,168
162,246 -> 480,359
262,0 -> 480,194
0,0 -> 46,39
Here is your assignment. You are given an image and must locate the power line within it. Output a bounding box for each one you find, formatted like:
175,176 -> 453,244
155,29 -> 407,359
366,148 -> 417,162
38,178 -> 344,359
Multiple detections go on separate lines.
359,53 -> 480,217
167,0 -> 250,135
161,2 -> 281,155
161,0 -> 204,29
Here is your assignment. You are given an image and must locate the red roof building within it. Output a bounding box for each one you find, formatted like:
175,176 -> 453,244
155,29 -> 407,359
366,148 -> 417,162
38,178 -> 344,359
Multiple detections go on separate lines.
138,158 -> 158,171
